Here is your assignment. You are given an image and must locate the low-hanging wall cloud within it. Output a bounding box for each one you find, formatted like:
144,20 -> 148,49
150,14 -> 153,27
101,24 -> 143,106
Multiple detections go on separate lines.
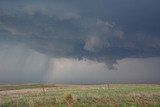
0,0 -> 160,83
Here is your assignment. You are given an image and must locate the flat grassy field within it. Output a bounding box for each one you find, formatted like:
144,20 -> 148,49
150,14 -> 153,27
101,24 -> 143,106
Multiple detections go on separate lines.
0,84 -> 160,107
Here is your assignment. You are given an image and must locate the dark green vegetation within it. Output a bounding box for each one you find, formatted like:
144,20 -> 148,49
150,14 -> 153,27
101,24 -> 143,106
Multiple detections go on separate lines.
0,84 -> 160,107
0,84 -> 56,91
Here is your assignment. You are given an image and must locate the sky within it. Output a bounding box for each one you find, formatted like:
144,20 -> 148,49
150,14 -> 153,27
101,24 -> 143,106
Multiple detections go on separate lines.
0,0 -> 160,84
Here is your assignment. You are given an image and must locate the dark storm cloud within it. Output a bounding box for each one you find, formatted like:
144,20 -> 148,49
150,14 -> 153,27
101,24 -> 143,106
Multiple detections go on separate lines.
0,0 -> 160,70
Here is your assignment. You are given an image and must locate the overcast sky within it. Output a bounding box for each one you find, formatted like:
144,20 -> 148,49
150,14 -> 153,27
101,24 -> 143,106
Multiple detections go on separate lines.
0,0 -> 160,84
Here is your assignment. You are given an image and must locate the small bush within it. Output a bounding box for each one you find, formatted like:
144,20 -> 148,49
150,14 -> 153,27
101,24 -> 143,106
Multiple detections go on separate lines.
65,94 -> 73,104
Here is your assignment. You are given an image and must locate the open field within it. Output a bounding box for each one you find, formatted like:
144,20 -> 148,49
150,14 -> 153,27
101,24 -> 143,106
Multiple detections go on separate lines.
0,84 -> 160,107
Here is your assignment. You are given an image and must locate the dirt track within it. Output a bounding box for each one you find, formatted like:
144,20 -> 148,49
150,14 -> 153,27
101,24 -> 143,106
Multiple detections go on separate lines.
0,88 -> 44,95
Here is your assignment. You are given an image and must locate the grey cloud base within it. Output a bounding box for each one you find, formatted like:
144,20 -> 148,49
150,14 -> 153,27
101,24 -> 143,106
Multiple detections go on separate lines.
0,0 -> 160,83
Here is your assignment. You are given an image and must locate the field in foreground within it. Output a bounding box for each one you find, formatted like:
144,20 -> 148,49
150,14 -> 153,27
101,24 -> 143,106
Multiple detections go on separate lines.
0,84 -> 160,107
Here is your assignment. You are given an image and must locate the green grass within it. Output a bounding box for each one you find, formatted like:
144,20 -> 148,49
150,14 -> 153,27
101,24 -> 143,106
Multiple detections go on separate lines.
0,84 -> 160,107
